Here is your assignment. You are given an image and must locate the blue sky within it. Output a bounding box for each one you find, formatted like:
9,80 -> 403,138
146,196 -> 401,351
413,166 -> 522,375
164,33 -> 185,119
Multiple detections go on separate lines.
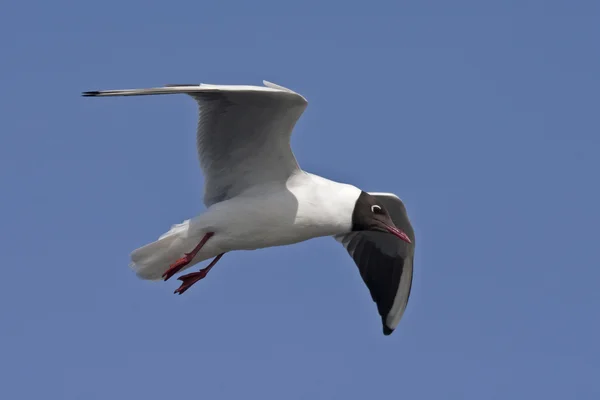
1,0 -> 599,398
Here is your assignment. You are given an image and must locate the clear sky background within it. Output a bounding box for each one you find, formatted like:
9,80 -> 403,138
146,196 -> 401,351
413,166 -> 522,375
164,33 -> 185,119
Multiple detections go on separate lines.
1,0 -> 599,399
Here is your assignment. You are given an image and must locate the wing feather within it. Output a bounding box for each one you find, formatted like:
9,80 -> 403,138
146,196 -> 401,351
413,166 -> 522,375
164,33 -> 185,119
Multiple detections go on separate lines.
83,82 -> 308,206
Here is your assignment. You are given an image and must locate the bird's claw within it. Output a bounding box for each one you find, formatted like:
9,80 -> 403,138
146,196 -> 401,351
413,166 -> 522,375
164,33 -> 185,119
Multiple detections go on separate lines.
174,270 -> 208,295
162,256 -> 192,281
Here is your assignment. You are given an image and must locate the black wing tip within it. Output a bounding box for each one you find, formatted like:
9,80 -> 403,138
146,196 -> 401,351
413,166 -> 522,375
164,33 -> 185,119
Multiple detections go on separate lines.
163,83 -> 199,87
383,325 -> 394,336
82,91 -> 100,97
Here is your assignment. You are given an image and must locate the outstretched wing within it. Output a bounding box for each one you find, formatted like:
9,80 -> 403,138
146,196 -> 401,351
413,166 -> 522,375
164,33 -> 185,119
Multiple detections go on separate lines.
83,81 -> 308,206
336,192 -> 415,336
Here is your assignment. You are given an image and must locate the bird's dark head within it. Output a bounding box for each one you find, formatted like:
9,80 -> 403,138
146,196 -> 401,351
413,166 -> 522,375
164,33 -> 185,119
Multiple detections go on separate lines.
351,191 -> 412,244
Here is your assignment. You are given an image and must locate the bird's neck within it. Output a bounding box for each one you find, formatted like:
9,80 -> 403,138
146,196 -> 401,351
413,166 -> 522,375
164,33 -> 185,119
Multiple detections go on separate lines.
287,172 -> 362,237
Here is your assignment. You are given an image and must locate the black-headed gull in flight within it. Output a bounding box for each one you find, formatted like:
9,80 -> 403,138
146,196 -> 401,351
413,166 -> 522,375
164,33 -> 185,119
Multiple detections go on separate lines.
83,81 -> 416,335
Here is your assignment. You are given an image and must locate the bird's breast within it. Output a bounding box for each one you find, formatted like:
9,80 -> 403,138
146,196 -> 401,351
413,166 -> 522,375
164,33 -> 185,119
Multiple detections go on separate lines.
198,183 -> 354,252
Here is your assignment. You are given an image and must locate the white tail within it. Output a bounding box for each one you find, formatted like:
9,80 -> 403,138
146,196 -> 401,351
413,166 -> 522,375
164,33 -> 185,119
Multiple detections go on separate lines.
129,219 -> 208,281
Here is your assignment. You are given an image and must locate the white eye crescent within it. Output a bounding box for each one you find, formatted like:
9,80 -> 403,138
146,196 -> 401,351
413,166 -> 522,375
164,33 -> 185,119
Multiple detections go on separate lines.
371,205 -> 382,213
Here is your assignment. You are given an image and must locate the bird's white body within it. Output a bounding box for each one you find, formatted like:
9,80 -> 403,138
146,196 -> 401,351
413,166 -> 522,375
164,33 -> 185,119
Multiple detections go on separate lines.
130,172 -> 362,280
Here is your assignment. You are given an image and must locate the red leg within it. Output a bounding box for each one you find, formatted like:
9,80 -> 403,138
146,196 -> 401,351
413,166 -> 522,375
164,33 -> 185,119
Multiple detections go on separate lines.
174,253 -> 225,295
162,232 -> 214,281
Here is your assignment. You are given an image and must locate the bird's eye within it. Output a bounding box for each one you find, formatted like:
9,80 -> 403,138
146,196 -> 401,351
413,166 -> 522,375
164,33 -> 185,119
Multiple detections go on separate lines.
371,205 -> 383,214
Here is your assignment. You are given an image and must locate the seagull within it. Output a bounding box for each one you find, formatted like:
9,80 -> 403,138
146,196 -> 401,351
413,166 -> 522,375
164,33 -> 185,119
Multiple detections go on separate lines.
82,81 -> 416,335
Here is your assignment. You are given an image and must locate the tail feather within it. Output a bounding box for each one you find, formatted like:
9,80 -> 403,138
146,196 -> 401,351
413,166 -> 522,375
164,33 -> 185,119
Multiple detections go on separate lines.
130,219 -> 205,281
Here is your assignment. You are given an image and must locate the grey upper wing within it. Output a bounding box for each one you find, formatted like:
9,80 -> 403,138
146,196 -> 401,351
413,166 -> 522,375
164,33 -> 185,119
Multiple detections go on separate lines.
336,193 -> 415,335
191,83 -> 307,206
82,81 -> 308,207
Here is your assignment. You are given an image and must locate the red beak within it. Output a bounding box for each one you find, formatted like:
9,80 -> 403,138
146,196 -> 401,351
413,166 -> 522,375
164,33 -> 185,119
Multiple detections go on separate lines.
385,225 -> 412,244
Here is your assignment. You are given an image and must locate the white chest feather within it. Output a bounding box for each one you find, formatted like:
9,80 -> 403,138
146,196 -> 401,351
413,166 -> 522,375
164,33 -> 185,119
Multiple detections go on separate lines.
190,173 -> 361,252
